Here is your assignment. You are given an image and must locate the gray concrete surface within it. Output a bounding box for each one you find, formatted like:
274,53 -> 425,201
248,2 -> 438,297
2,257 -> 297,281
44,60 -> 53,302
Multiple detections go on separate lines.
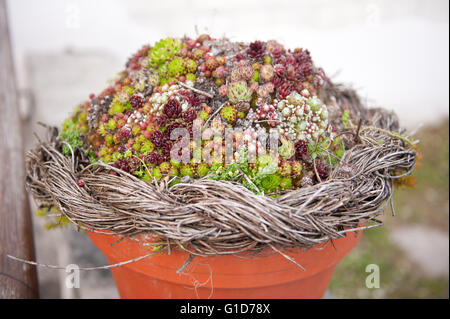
390,226 -> 449,278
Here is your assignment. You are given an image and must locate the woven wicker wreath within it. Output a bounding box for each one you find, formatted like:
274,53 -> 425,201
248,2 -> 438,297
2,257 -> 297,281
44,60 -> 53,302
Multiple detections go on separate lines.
25,36 -> 418,256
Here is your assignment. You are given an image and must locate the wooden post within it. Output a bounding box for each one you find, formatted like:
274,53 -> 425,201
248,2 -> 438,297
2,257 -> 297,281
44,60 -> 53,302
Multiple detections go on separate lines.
0,0 -> 39,298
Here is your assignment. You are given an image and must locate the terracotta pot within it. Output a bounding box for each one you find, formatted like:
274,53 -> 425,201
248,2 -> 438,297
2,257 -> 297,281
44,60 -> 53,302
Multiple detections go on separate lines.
87,229 -> 361,299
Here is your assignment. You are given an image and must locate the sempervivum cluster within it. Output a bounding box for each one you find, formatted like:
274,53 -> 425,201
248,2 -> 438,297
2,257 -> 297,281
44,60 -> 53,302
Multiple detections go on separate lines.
276,91 -> 328,142
146,84 -> 183,116
254,103 -> 280,127
60,35 -> 349,195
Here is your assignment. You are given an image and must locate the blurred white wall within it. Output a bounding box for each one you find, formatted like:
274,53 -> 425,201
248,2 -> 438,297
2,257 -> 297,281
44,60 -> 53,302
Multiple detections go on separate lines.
6,0 -> 449,129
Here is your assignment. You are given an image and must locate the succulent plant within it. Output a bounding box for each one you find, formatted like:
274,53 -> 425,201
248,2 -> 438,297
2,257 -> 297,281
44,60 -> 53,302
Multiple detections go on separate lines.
295,140 -> 308,160
196,162 -> 210,177
260,174 -> 281,193
168,57 -> 186,77
163,98 -> 182,119
315,162 -> 329,180
220,105 -> 238,124
278,137 -> 295,160
227,81 -> 253,104
260,65 -> 274,82
148,37 -> 184,67
247,41 -> 265,58
182,107 -> 198,122
280,177 -> 292,190
60,35 -> 338,194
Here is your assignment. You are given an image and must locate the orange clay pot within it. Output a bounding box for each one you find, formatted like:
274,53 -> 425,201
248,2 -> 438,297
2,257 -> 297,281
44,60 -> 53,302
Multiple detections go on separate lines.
87,229 -> 361,299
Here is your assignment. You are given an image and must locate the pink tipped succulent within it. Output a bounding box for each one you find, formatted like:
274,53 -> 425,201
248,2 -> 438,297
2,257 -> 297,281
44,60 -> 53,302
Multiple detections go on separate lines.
227,80 -> 253,104
277,82 -> 293,99
219,85 -> 228,96
255,103 -> 280,127
257,85 -> 270,98
265,40 -> 284,58
213,66 -> 227,79
260,65 -> 274,82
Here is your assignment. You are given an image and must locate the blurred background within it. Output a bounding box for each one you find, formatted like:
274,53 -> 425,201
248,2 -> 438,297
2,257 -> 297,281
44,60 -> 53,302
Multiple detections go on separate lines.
4,0 -> 449,298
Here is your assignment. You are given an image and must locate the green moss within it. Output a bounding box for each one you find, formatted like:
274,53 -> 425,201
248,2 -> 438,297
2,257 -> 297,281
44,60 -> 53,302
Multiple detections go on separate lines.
134,167 -> 151,181
197,163 -> 210,177
37,207 -> 73,230
170,159 -> 181,168
208,163 -> 239,181
169,177 -> 181,187
86,149 -> 98,163
59,118 -> 84,155
180,164 -> 194,178
152,167 -> 162,181
280,177 -> 292,190
259,174 -> 281,193
142,171 -> 152,181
